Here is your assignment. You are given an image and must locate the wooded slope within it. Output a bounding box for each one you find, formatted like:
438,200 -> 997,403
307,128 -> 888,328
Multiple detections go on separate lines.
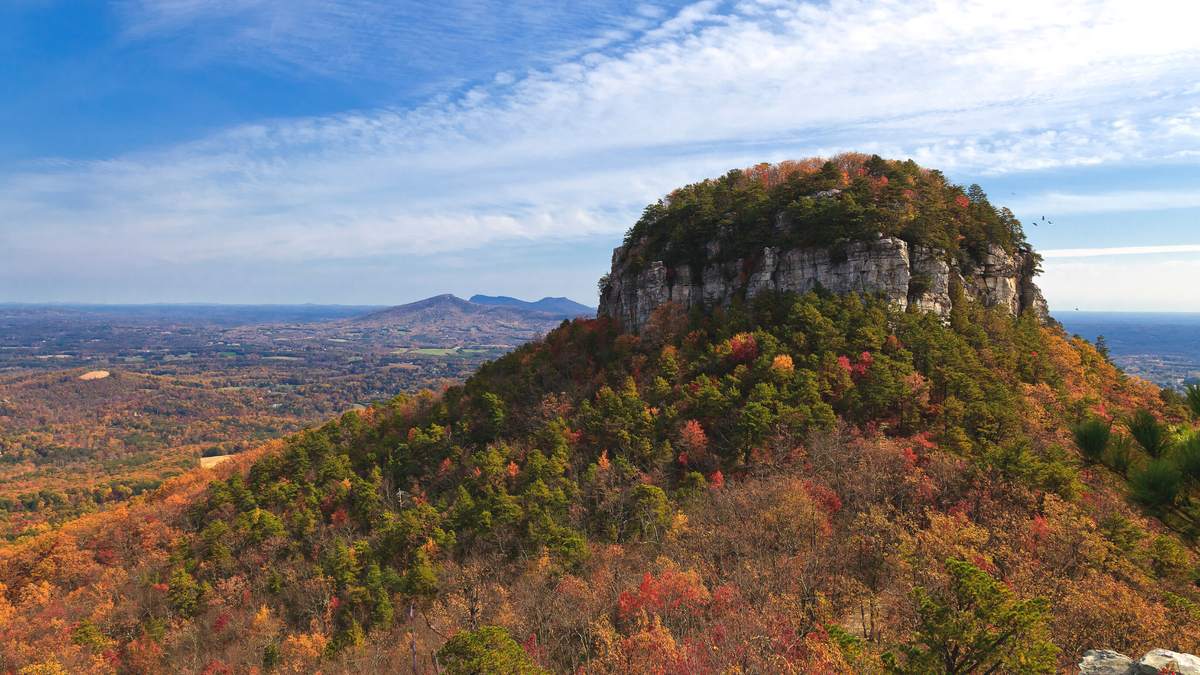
2,286 -> 1199,674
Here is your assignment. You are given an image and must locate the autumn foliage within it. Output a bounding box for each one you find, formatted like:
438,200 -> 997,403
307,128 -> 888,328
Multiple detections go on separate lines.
617,154 -> 1033,284
1,215 -> 1199,672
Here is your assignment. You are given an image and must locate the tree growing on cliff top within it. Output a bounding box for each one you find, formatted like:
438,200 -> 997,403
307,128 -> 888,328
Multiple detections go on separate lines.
620,153 -> 1033,275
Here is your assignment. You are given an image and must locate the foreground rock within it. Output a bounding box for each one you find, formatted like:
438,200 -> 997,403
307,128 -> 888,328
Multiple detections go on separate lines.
1080,649 -> 1200,675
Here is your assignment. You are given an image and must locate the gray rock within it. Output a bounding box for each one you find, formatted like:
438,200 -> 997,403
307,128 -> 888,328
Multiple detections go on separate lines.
1079,649 -> 1133,675
1132,649 -> 1200,674
598,236 -> 1050,333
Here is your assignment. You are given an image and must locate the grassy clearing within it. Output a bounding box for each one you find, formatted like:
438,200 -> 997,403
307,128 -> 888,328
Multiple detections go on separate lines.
407,348 -> 491,356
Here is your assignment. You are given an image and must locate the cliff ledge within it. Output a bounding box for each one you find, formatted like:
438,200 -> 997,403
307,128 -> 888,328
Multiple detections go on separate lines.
599,234 -> 1049,332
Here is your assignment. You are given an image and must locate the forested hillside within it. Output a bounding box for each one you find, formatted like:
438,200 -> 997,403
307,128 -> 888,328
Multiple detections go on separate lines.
3,282 -> 1200,674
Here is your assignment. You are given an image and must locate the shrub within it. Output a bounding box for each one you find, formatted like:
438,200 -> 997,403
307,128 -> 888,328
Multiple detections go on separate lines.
1127,409 -> 1171,459
1175,435 -> 1200,486
1104,433 -> 1139,475
437,627 -> 550,675
1149,535 -> 1192,581
1128,459 -> 1182,511
1072,418 -> 1111,465
262,645 -> 282,672
1185,382 -> 1200,418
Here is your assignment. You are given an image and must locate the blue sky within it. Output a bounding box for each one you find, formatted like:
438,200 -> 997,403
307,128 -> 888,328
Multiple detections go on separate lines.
2,0 -> 1200,311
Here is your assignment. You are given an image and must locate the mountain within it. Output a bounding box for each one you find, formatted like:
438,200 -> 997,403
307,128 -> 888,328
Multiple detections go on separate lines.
469,294 -> 596,316
600,153 -> 1047,331
347,293 -> 560,326
337,294 -> 572,346
1,155 -> 1198,675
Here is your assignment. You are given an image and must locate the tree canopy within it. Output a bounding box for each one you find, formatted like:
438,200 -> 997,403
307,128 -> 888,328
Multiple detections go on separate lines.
619,154 -> 1031,278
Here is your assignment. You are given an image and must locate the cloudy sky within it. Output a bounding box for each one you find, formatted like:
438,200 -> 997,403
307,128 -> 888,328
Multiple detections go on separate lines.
2,0 -> 1199,311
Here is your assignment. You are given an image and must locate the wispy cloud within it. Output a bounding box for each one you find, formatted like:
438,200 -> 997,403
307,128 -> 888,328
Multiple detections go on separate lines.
1042,244 -> 1200,258
118,0 -> 674,82
1008,189 -> 1200,215
4,0 -> 1200,302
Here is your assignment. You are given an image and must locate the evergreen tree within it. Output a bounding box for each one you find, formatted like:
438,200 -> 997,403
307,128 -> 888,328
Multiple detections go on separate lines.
883,559 -> 1057,674
437,627 -> 549,675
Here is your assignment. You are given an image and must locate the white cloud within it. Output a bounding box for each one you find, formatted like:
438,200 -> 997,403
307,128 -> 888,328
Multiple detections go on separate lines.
1010,189 -> 1200,215
1042,245 -> 1200,258
5,0 -> 1200,284
119,0 -> 669,77
1039,254 -> 1200,312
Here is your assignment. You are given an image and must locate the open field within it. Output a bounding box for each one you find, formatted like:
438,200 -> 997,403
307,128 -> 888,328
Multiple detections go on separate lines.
198,455 -> 232,469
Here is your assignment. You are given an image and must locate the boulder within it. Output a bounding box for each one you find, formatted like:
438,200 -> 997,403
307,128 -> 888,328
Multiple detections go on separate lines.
1079,649 -> 1200,675
1132,649 -> 1200,675
1079,650 -> 1134,675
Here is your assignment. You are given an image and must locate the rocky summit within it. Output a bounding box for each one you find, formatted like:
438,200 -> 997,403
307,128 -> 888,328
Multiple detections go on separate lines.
598,154 -> 1049,332
599,235 -> 1048,333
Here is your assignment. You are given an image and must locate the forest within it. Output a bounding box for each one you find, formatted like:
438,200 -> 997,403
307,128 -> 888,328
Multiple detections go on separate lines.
2,284 -> 1199,674
612,153 -> 1032,283
3,158 -> 1200,674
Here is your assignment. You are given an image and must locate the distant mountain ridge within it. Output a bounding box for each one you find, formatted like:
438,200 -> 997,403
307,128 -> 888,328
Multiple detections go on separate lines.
332,294 -> 572,347
347,294 -> 569,326
469,294 -> 595,316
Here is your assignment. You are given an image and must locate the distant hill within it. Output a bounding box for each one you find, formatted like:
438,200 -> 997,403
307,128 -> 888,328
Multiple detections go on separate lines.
348,294 -> 568,326
0,306 -> 90,319
338,294 -> 571,346
469,294 -> 595,316
1,303 -> 383,325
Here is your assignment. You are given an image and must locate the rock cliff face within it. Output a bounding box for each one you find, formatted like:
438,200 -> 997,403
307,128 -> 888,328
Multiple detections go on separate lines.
598,236 -> 1049,332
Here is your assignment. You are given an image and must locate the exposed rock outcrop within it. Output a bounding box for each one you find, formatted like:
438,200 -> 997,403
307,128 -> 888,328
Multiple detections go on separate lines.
598,235 -> 1049,333
1080,648 -> 1200,675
